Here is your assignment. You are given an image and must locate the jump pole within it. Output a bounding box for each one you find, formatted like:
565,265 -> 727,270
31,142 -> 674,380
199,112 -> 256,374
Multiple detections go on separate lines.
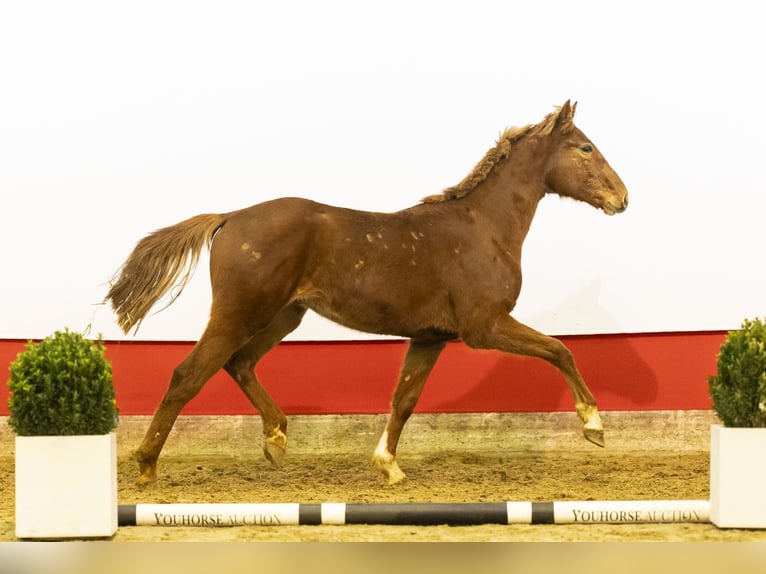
118,500 -> 710,527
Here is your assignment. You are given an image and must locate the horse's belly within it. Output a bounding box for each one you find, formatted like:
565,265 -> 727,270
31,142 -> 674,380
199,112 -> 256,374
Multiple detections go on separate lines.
304,295 -> 454,340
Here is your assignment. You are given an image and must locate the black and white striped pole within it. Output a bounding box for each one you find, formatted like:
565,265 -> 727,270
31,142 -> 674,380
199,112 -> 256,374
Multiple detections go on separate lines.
118,500 -> 710,527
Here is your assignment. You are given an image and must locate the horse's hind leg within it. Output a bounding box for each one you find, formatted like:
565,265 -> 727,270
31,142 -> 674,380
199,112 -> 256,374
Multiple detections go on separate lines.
463,315 -> 604,447
223,302 -> 307,467
135,329 -> 252,485
373,338 -> 446,485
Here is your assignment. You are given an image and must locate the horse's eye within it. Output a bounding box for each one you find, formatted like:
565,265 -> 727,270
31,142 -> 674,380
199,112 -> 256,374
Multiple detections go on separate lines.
581,144 -> 593,153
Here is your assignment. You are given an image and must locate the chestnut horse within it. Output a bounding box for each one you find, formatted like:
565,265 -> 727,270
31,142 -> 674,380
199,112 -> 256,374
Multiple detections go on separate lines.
107,101 -> 628,485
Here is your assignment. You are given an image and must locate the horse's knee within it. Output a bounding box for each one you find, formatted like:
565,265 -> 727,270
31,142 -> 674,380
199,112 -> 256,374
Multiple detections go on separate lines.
547,338 -> 576,368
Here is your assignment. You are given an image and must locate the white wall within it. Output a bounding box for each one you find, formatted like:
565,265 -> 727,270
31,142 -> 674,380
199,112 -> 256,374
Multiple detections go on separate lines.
1,1 -> 763,341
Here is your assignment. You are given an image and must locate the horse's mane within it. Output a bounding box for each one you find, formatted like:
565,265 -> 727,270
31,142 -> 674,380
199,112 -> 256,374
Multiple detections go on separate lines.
421,106 -> 563,203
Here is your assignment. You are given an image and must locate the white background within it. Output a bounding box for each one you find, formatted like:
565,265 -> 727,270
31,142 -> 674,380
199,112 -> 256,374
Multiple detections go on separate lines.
1,1 -> 763,341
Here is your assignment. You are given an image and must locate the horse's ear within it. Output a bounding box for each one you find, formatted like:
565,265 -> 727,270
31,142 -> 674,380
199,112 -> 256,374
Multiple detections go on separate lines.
554,100 -> 576,133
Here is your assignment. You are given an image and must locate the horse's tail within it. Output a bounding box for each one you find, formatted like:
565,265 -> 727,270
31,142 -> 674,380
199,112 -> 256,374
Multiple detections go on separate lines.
106,212 -> 229,334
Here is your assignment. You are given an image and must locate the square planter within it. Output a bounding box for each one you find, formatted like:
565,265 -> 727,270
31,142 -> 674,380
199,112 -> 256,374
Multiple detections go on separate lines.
710,424 -> 766,529
15,433 -> 118,539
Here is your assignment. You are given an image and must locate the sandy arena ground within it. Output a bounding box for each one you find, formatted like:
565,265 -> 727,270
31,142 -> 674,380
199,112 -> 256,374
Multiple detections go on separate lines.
2,411 -> 766,543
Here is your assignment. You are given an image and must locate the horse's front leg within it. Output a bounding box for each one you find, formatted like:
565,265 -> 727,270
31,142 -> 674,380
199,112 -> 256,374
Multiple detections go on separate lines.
463,315 -> 605,447
373,339 -> 447,485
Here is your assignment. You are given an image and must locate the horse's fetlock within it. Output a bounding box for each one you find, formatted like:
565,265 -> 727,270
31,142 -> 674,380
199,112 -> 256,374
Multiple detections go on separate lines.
135,449 -> 154,464
265,425 -> 288,452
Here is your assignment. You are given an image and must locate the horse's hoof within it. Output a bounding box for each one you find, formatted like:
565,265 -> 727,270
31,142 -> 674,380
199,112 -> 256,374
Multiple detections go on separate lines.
263,442 -> 286,467
385,468 -> 407,486
263,425 -> 287,467
373,457 -> 406,485
136,460 -> 158,487
136,473 -> 157,488
583,427 -> 605,448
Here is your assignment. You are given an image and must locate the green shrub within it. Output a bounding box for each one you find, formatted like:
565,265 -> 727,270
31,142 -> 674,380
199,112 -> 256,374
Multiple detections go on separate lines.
708,317 -> 766,428
7,329 -> 118,435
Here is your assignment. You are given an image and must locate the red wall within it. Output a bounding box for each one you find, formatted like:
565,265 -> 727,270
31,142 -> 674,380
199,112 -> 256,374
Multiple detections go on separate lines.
0,331 -> 724,416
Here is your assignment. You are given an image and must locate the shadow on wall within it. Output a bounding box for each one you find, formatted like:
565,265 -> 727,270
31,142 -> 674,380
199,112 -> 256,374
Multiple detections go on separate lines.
430,280 -> 660,412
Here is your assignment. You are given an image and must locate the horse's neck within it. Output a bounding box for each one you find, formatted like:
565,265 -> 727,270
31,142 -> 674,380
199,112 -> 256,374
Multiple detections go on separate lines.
464,147 -> 547,250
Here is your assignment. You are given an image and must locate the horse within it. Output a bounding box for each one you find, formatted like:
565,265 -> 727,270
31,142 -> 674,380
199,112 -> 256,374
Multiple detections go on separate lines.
107,101 -> 628,486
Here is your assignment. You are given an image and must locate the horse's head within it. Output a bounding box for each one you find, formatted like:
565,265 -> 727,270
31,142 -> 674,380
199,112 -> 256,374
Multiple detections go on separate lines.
544,101 -> 629,215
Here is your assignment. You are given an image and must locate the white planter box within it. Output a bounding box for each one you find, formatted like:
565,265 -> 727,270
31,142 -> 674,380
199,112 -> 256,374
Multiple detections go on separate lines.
710,424 -> 766,529
15,433 -> 118,539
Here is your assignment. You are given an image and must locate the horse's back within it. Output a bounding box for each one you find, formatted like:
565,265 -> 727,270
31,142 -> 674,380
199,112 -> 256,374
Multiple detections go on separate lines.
216,196 -> 416,252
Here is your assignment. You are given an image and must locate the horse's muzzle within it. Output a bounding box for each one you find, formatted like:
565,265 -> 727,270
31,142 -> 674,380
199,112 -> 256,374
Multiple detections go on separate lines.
604,194 -> 628,215
616,194 -> 629,213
